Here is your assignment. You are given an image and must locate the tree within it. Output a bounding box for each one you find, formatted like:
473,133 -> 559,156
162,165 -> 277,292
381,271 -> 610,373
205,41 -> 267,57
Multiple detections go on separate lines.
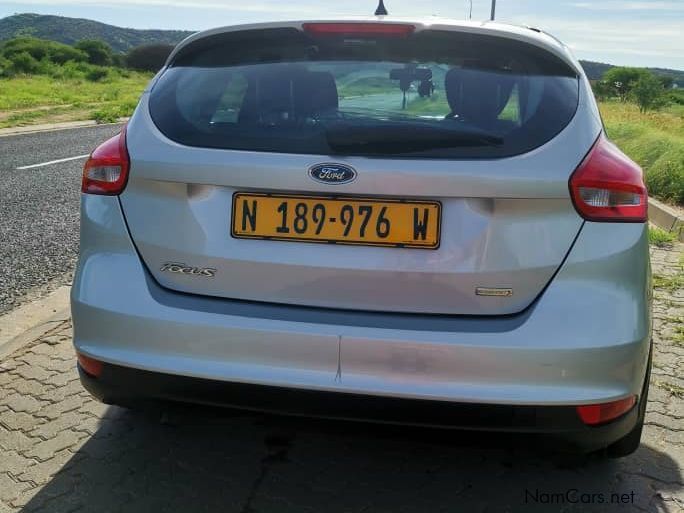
591,80 -> 613,101
75,39 -> 113,66
631,73 -> 666,112
125,44 -> 173,72
602,67 -> 650,100
657,75 -> 674,90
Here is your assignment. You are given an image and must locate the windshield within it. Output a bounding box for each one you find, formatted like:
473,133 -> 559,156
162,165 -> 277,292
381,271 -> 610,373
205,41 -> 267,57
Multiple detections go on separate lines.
149,28 -> 579,158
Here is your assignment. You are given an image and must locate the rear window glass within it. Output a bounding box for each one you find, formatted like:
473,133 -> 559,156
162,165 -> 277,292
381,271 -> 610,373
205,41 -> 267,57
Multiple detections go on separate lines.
149,28 -> 579,158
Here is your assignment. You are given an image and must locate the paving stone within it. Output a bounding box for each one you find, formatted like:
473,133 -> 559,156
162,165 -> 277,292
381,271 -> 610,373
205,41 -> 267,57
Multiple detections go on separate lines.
17,450 -> 80,486
35,396 -> 86,421
0,451 -> 36,476
0,427 -> 35,453
11,365 -> 55,383
28,411 -> 88,440
0,411 -> 40,432
2,394 -> 46,415
25,430 -> 84,462
6,379 -> 50,398
0,473 -> 29,503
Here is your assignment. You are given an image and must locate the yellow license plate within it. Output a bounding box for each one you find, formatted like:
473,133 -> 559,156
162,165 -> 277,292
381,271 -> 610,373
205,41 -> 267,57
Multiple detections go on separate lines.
232,193 -> 441,249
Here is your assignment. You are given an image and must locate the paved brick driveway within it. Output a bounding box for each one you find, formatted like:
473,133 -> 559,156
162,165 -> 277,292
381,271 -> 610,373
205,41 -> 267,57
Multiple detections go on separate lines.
1,244 -> 682,513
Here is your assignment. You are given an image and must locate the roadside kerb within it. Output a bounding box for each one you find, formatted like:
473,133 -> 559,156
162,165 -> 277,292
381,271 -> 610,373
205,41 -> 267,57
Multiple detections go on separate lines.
649,197 -> 684,242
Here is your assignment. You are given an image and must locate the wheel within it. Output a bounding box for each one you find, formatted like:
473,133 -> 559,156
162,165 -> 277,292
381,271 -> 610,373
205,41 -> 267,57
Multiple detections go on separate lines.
606,344 -> 652,458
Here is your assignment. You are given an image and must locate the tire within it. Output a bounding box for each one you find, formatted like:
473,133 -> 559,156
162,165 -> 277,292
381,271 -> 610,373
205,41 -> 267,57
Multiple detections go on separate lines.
605,344 -> 652,458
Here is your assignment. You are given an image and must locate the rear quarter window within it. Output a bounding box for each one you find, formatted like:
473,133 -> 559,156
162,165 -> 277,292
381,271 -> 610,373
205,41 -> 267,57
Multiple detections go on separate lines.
149,28 -> 579,158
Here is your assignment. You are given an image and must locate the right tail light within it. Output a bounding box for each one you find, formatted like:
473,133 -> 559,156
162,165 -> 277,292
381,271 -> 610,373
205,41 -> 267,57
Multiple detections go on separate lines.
82,126 -> 129,196
569,134 -> 647,222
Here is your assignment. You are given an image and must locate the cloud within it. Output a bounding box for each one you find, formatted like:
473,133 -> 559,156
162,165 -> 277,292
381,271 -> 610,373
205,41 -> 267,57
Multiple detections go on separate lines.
568,1 -> 684,11
510,14 -> 684,67
7,0 -> 334,14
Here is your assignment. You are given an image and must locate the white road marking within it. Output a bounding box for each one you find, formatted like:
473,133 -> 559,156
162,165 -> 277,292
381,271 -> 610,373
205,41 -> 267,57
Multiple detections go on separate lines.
16,154 -> 90,170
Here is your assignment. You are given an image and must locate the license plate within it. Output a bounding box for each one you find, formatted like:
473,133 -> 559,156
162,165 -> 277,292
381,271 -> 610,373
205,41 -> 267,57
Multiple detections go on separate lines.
232,193 -> 441,249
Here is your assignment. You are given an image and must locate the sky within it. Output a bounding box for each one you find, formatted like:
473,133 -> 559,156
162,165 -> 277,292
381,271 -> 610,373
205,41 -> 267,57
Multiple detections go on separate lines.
0,0 -> 682,69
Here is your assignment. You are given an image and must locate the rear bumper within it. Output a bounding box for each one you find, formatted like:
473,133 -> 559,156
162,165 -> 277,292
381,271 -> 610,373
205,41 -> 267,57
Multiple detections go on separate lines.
72,195 -> 651,416
78,361 -> 642,452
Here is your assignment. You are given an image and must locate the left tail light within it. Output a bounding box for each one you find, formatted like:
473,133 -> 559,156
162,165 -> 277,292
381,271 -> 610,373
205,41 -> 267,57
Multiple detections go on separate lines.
568,134 -> 647,222
82,126 -> 129,195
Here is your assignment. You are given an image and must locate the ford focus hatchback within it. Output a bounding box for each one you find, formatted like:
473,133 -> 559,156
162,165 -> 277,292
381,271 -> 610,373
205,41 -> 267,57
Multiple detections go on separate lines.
72,18 -> 652,457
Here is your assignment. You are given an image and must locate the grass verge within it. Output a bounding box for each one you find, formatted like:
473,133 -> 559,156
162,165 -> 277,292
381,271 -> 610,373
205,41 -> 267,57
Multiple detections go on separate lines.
0,72 -> 151,128
649,226 -> 678,246
600,101 -> 684,205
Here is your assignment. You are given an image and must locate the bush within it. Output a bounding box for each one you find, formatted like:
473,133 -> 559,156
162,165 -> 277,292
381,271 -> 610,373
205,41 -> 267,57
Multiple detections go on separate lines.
75,40 -> 113,66
0,56 -> 14,77
110,53 -> 126,68
126,44 -> 173,72
0,37 -> 86,66
631,73 -> 666,112
47,45 -> 87,65
667,89 -> 684,106
85,67 -> 109,82
8,51 -> 41,74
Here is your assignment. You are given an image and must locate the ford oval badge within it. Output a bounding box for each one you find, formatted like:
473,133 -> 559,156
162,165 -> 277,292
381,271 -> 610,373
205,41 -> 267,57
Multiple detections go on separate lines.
309,163 -> 357,185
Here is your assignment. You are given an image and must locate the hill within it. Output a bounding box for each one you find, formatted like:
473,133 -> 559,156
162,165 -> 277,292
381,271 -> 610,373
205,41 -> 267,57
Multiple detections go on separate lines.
0,13 -> 193,53
580,60 -> 684,87
1,13 -> 683,85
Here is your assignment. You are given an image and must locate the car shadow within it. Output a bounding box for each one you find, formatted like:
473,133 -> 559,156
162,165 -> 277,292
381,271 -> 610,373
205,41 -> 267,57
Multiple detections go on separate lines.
21,403 -> 682,513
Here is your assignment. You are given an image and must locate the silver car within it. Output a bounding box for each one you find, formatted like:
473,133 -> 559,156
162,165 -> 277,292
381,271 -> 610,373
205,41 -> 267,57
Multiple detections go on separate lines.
72,18 -> 651,457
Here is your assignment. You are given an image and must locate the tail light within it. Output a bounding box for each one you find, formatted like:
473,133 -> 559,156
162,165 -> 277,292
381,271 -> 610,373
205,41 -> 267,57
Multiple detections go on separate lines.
82,126 -> 129,195
569,134 -> 647,222
303,23 -> 415,37
576,396 -> 637,426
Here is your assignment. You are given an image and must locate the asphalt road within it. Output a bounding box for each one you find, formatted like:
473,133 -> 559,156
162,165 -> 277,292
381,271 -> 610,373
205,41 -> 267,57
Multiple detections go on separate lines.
0,124 -> 122,314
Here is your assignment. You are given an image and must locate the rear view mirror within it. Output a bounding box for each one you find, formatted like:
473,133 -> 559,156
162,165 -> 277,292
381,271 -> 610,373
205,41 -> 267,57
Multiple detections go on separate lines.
390,66 -> 432,91
390,66 -> 433,108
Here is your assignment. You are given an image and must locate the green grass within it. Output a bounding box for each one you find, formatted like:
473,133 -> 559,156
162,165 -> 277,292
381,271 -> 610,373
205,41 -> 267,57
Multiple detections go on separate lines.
656,381 -> 684,399
600,101 -> 684,205
0,71 -> 151,128
649,226 -> 678,246
652,272 -> 684,291
673,325 -> 684,346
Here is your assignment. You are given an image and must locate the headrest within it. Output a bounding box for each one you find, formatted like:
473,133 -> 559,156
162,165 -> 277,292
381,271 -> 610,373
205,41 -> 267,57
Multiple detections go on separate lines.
239,67 -> 338,124
294,71 -> 338,118
445,68 -> 515,127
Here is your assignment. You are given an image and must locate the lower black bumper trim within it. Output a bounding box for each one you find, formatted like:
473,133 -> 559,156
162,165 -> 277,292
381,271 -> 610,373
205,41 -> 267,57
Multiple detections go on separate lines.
79,362 -> 639,452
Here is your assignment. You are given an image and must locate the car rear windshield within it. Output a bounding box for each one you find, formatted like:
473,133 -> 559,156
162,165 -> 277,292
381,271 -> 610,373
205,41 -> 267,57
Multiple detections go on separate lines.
149,27 -> 579,158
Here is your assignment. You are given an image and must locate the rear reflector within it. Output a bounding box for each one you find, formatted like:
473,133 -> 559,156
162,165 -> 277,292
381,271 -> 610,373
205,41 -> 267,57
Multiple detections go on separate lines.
303,23 -> 415,37
82,125 -> 129,195
576,396 -> 636,426
77,353 -> 104,378
569,134 -> 647,222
